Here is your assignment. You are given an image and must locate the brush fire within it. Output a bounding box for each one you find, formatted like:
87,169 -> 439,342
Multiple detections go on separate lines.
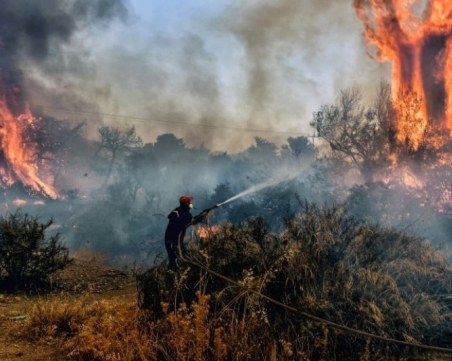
1,1 -> 452,359
0,79 -> 57,199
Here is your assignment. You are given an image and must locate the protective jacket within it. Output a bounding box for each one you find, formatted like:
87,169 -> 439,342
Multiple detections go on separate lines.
164,204 -> 204,269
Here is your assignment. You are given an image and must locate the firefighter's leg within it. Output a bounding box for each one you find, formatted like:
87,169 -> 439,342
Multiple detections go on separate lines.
165,239 -> 178,270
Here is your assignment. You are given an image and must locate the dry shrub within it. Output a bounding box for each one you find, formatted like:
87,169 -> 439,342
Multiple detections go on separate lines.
157,292 -> 213,360
138,204 -> 452,360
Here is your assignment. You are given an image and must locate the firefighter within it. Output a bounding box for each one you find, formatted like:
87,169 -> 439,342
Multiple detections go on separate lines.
164,196 -> 206,270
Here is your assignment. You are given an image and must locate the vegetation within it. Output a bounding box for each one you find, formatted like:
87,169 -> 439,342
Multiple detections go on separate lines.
15,292 -> 269,361
16,295 -> 152,361
0,211 -> 70,292
311,85 -> 395,178
12,84 -> 449,264
136,206 -> 452,360
4,83 -> 450,358
13,206 -> 451,360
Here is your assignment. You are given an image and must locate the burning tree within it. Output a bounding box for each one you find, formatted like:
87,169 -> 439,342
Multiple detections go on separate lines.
312,1 -> 452,220
0,82 -> 57,198
354,0 -> 452,147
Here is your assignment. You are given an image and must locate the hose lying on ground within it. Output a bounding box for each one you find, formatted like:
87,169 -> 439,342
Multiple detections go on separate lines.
175,228 -> 452,354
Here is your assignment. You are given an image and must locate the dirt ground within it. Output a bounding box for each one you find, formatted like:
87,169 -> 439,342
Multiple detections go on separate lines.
0,260 -> 136,361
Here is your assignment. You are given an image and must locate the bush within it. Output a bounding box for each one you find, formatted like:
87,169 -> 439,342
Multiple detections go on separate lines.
0,210 -> 71,292
138,205 -> 452,360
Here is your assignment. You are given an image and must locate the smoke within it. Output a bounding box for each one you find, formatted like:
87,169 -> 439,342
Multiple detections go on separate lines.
3,0 -> 388,152
0,0 -> 127,125
136,0 -> 387,150
0,1 -> 448,267
219,0 -> 388,136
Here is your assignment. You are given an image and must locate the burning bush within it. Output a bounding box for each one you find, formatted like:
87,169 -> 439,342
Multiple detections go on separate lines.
138,206 -> 452,360
0,210 -> 71,292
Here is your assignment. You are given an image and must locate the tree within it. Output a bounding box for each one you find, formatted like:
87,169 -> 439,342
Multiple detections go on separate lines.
153,133 -> 185,154
311,85 -> 394,181
0,211 -> 70,292
96,126 -> 143,181
288,136 -> 315,158
210,183 -> 234,206
245,137 -> 278,162
281,136 -> 316,161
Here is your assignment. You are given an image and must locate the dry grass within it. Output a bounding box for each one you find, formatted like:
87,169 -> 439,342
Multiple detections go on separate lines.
15,292 -> 275,361
15,295 -> 154,361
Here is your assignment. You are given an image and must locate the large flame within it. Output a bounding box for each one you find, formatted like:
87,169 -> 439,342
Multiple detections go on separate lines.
0,83 -> 57,199
354,0 -> 452,150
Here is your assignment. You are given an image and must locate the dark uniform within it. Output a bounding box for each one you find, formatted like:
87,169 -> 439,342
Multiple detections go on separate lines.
165,203 -> 205,270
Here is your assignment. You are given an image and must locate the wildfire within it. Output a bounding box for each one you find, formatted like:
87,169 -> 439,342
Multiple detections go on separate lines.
0,80 -> 57,199
195,225 -> 221,239
354,0 -> 452,150
13,199 -> 27,206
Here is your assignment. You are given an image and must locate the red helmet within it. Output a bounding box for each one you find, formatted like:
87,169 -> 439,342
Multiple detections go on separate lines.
179,195 -> 193,205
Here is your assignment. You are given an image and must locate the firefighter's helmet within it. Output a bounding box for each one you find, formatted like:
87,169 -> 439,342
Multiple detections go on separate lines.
179,196 -> 193,205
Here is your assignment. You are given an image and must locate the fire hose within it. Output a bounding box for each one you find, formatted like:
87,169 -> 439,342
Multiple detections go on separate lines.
175,211 -> 452,355
191,205 -> 219,223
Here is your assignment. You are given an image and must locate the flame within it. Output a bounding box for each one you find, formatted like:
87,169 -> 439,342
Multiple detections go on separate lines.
13,199 -> 27,206
195,225 -> 221,239
354,0 -> 452,150
0,81 -> 57,199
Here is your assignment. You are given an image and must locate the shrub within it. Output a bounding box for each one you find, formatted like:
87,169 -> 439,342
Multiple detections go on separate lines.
138,206 -> 452,360
0,210 -> 71,292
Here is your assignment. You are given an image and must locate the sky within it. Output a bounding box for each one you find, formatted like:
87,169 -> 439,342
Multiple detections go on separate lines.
23,0 -> 391,152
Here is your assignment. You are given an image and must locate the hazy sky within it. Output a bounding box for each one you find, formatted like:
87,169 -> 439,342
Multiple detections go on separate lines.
24,0 -> 390,152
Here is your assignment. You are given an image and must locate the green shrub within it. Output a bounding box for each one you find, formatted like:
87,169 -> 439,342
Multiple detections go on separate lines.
0,210 -> 71,292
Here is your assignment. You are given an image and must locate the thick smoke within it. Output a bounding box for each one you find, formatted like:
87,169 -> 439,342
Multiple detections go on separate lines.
17,0 -> 388,152
0,0 -> 127,122
1,0 -> 389,150
0,0 -> 127,72
214,0 -> 388,146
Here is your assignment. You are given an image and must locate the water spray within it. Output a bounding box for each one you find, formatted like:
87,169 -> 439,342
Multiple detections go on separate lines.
197,164 -> 310,219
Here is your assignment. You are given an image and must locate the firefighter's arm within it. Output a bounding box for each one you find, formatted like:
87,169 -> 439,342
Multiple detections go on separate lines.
191,209 -> 210,225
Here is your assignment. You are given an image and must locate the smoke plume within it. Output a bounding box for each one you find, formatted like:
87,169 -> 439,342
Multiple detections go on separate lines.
0,0 -> 127,125
9,0 -> 388,152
